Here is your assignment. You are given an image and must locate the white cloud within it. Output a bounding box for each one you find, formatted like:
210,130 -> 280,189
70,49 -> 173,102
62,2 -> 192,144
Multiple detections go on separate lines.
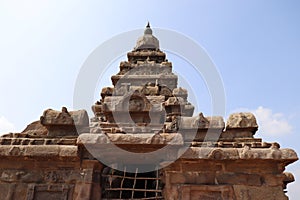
0,116 -> 15,135
230,106 -> 292,137
253,106 -> 292,137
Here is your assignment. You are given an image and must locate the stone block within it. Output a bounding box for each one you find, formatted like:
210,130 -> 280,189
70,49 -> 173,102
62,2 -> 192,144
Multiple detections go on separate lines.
181,161 -> 222,172
233,185 -> 288,200
224,161 -> 280,174
40,107 -> 89,137
77,133 -> 183,145
178,113 -> 209,129
21,121 -> 48,137
41,108 -> 89,126
216,172 -> 262,186
178,185 -> 235,200
262,174 -> 285,186
226,112 -> 258,133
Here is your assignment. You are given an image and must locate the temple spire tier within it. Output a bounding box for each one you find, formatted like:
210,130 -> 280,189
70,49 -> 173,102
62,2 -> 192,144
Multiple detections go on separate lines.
91,24 -> 195,134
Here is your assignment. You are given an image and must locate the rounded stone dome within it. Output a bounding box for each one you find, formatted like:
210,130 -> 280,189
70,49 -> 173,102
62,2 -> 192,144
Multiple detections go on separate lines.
135,23 -> 159,50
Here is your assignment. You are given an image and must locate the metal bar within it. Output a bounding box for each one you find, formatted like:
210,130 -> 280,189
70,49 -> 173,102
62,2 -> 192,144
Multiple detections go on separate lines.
144,179 -> 147,197
119,166 -> 126,199
102,197 -> 163,200
105,188 -> 162,192
102,174 -> 160,180
102,167 -> 163,200
155,170 -> 159,197
131,167 -> 138,199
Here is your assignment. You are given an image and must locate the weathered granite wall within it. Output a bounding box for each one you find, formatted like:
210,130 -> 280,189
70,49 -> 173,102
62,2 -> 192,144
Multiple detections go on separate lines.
0,140 -> 102,200
0,135 -> 296,200
161,149 -> 297,200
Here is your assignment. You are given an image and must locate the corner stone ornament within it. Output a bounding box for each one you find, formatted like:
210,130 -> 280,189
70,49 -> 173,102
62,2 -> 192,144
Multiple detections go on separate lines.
0,23 -> 297,200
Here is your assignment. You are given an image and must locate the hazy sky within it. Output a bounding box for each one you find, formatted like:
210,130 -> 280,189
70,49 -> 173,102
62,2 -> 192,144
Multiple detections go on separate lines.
0,0 -> 299,198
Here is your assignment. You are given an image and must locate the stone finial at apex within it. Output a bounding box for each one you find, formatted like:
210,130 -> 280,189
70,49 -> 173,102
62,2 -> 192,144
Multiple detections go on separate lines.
135,22 -> 159,50
144,22 -> 152,35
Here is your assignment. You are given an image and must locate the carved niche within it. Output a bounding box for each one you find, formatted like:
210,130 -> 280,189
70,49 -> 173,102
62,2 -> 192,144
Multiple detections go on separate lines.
179,185 -> 235,200
26,184 -> 74,200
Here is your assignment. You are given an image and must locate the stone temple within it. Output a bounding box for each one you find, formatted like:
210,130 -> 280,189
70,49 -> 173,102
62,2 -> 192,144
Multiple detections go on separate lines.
0,23 -> 298,200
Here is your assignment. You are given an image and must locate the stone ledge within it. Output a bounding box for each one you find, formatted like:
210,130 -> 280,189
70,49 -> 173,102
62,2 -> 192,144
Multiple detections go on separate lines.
0,145 -> 78,158
77,133 -> 184,145
0,138 -> 77,145
180,147 -> 298,161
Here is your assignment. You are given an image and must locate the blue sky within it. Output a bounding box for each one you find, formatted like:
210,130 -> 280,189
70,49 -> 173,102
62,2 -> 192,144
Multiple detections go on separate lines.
0,0 -> 299,198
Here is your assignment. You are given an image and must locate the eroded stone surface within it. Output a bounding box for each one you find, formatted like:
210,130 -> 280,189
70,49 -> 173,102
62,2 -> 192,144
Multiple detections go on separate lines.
40,107 -> 89,137
41,107 -> 89,126
226,112 -> 258,130
21,121 -> 48,136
